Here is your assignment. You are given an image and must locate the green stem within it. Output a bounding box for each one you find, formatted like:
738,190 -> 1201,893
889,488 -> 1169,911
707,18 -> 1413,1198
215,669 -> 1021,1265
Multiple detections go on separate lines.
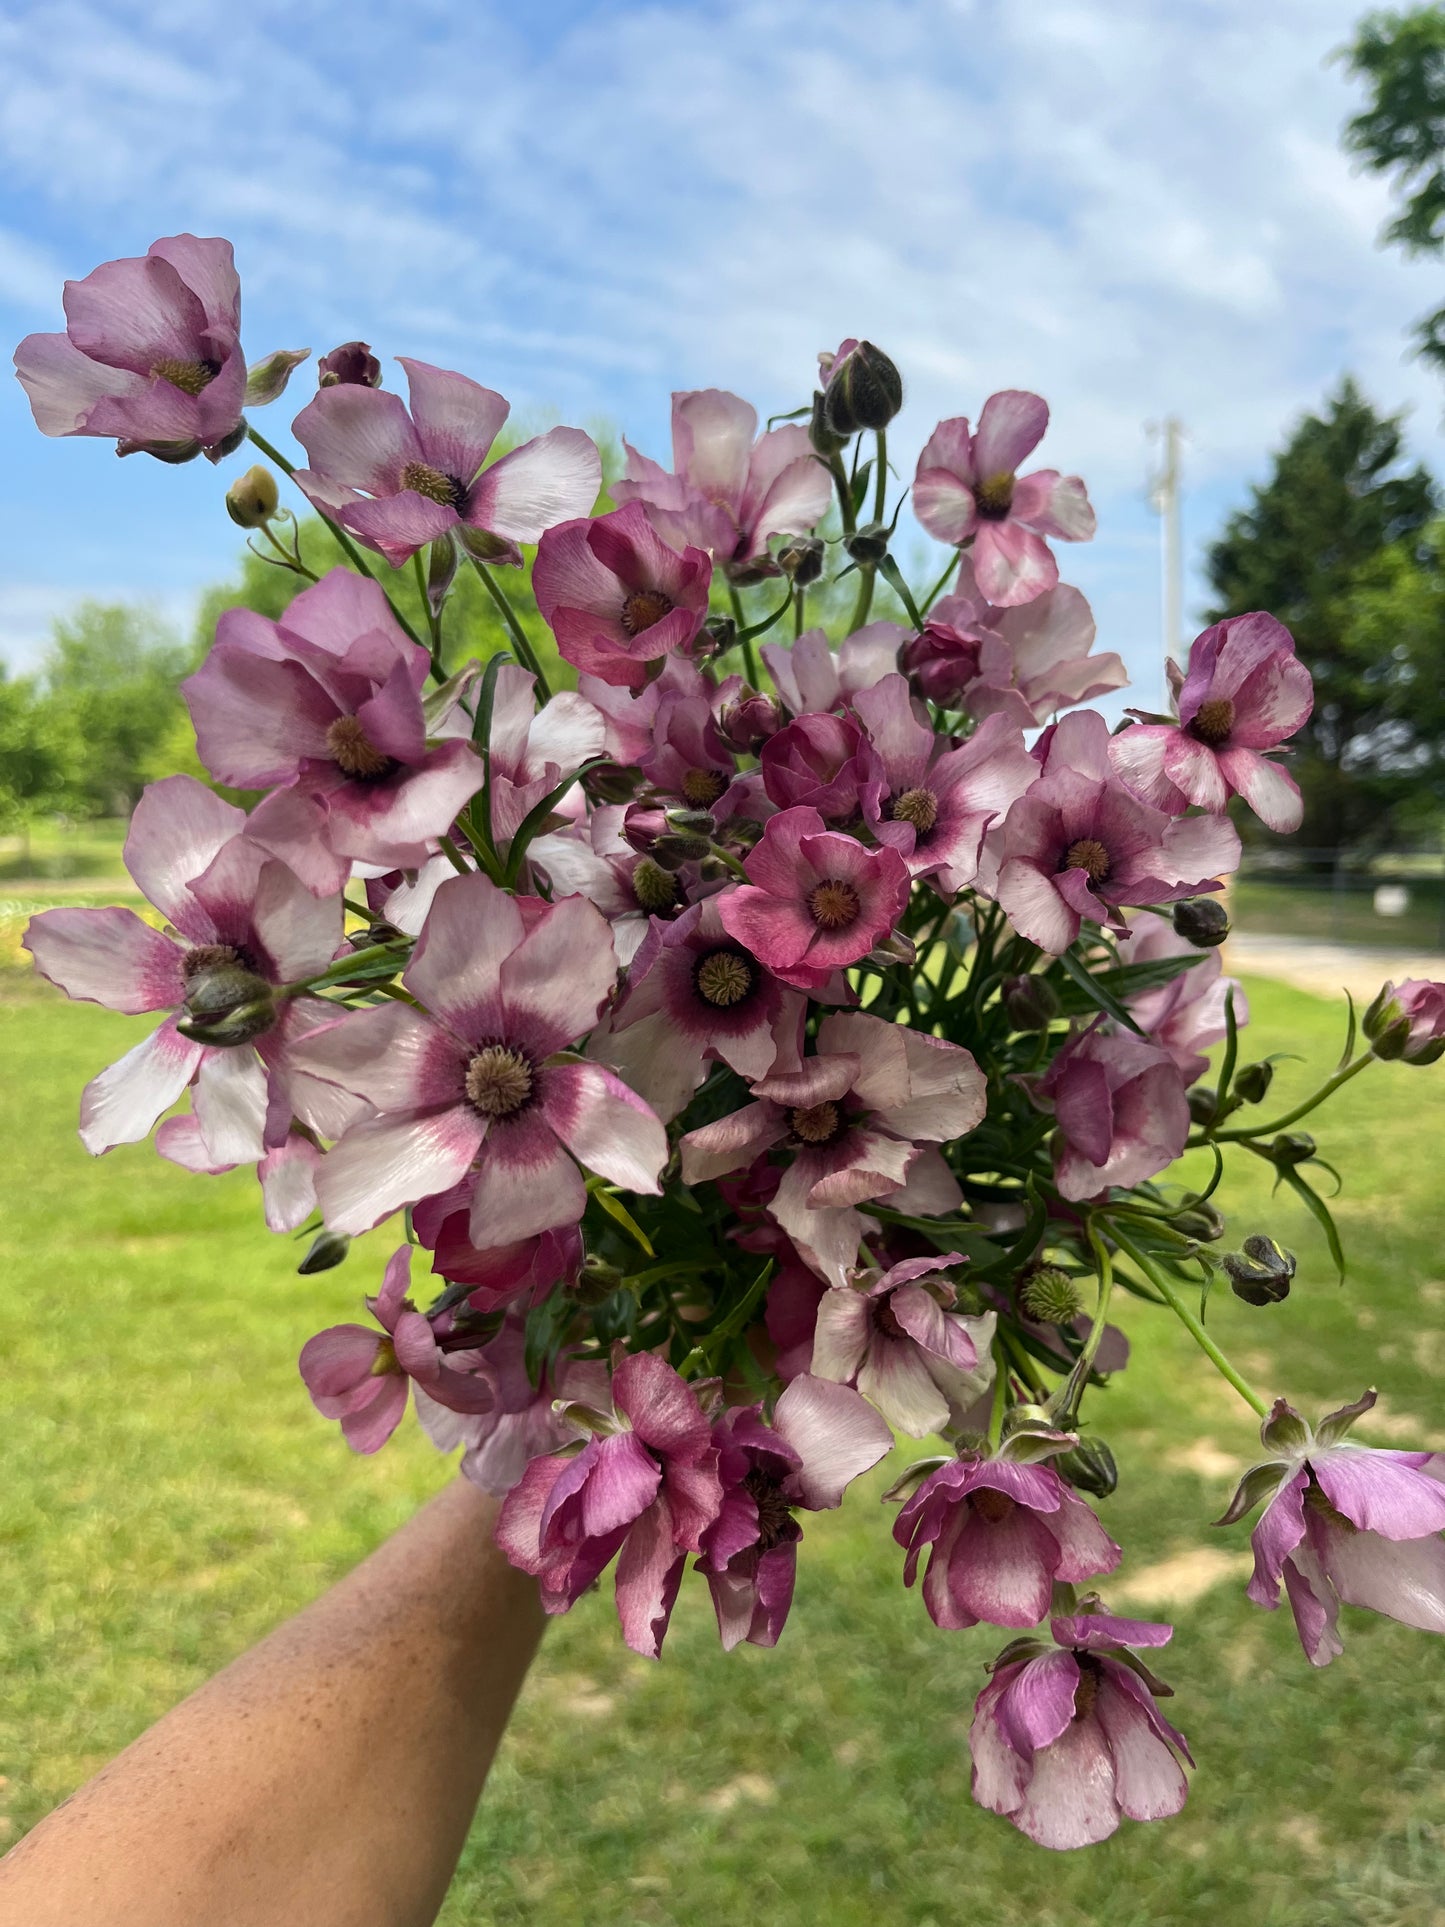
437,833 -> 472,876
849,565 -> 876,631
412,550 -> 447,682
793,583 -> 805,640
921,550 -> 962,614
258,519 -> 318,581
469,558 -> 552,701
285,942 -> 402,993
828,453 -> 858,536
873,428 -> 887,525
987,1336 -> 1009,1450
1108,1222 -> 1268,1416
1200,1053 -> 1372,1145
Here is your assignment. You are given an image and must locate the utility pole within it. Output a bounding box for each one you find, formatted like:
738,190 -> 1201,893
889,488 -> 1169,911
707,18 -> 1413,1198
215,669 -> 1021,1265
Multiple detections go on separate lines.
1146,417 -> 1184,711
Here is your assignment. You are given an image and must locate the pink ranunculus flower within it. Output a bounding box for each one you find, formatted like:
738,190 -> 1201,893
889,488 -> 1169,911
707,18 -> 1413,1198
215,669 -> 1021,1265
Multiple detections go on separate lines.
182,567 -> 483,898
592,898 -> 806,1124
853,674 -> 1039,891
971,1611 -> 1192,1849
1025,1021 -> 1190,1202
15,234 -> 247,463
612,388 -> 832,580
299,1246 -> 496,1455
288,871 -> 667,1246
1222,1390 -> 1445,1667
413,1317 -> 611,1498
809,1253 -> 997,1438
533,502 -> 713,691
22,776 -> 347,1163
716,807 -> 910,992
680,1010 -> 986,1286
758,710 -> 880,821
993,710 -> 1241,954
451,661 -> 604,850
909,577 -> 1126,726
412,1183 -> 583,1309
495,1350 -> 724,1657
1365,978 -> 1445,1065
913,392 -> 1096,607
700,1375 -> 893,1650
1110,613 -> 1313,833
895,1444 -> 1122,1630
527,806 -> 688,966
760,623 -> 906,719
290,356 -> 600,566
1124,911 -> 1246,1084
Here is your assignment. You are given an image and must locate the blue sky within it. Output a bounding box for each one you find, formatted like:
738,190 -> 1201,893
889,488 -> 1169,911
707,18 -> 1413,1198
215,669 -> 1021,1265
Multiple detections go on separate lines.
3,0 -> 1444,706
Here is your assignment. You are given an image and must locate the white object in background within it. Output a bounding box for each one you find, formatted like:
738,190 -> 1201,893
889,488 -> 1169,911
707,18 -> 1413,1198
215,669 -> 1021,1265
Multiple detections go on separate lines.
1374,884 -> 1410,918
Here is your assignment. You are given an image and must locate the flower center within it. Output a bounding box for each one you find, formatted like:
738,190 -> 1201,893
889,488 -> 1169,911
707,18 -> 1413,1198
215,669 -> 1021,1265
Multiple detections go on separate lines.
182,942 -> 242,980
464,1044 -> 534,1118
790,1099 -> 844,1146
695,947 -> 755,1009
971,1486 -> 1015,1524
620,589 -> 674,636
153,355 -> 221,396
891,786 -> 939,835
631,857 -> 679,913
808,878 -> 861,930
743,1467 -> 796,1552
400,460 -> 469,510
369,1335 -> 403,1378
1062,838 -> 1111,885
681,767 -> 728,808
326,715 -> 394,779
974,471 -> 1015,520
1304,1475 -> 1357,1533
1189,697 -> 1236,747
1072,1657 -> 1102,1721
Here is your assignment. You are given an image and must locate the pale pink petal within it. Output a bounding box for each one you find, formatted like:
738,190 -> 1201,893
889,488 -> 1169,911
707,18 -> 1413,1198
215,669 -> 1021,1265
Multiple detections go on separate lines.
949,1505 -> 1059,1626
773,1374 -> 893,1509
499,893 -> 618,1057
972,522 -> 1058,607
996,858 -> 1078,954
291,384 -> 421,495
249,858 -> 344,985
857,1337 -> 952,1438
970,1677 -> 1031,1816
996,1647 -> 1080,1756
78,1019 -> 205,1154
287,1001 -> 466,1110
543,1060 -> 667,1194
1313,1450 -> 1445,1538
1011,1717 -> 1121,1849
192,1047 -> 268,1166
259,1133 -> 320,1232
1216,747 -> 1304,834
973,390 -> 1049,477
679,1101 -> 788,1185
317,1105 -> 485,1234
468,1123 -> 586,1245
23,905 -> 184,1014
469,427 -> 602,542
123,776 -> 246,935
1094,1678 -> 1189,1822
1282,1551 -> 1344,1665
404,871 -> 523,1036
807,1290 -> 872,1384
614,1498 -> 686,1659
912,467 -> 978,547
1313,1519 -> 1445,1633
399,357 -> 508,480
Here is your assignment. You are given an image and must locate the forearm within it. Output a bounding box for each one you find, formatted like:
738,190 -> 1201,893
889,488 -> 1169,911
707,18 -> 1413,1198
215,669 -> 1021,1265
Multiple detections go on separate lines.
0,1476 -> 544,1927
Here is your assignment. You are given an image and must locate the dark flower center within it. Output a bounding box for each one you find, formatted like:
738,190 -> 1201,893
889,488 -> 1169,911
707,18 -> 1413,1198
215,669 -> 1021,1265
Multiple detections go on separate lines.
695,947 -> 756,1009
632,858 -> 679,913
808,878 -> 861,930
153,356 -> 221,396
974,472 -> 1015,520
971,1486 -> 1015,1524
465,1044 -> 534,1118
681,767 -> 728,808
326,715 -> 394,779
620,589 -> 674,636
400,460 -> 470,510
1189,697 -> 1236,747
892,786 -> 939,835
1062,838 -> 1111,885
790,1099 -> 844,1146
1303,1474 -> 1357,1533
182,942 -> 243,980
743,1467 -> 797,1552
1072,1656 -> 1102,1721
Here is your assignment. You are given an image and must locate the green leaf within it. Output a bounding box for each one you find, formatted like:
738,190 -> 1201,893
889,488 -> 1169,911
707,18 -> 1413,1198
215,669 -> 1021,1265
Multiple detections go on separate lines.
1338,989 -> 1358,1071
877,553 -> 924,629
1278,1167 -> 1347,1283
502,759 -> 606,884
851,460 -> 874,516
1054,945 -> 1145,1035
1050,951 -> 1205,1015
1215,984 -> 1241,1110
588,1186 -> 655,1257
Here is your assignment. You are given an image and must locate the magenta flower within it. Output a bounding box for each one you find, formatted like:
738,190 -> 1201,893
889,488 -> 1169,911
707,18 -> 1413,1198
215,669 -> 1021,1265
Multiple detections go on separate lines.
414,1317 -> 611,1498
594,899 -> 807,1124
853,675 -> 1039,891
23,776 -> 345,1162
700,1376 -> 893,1649
612,388 -> 832,579
534,502 -> 713,691
291,356 -> 599,567
809,1253 -> 996,1438
1110,613 -> 1313,833
680,1010 -> 985,1285
15,234 -> 247,462
908,577 -> 1126,726
913,392 -> 1096,607
299,1247 -> 496,1455
716,807 -> 910,992
289,872 -> 667,1245
415,1186 -> 583,1311
183,567 -> 482,897
971,1612 -> 1192,1849
1026,1022 -> 1190,1202
1365,978 -> 1445,1064
1222,1390 -> 1445,1666
758,711 -> 880,821
495,1351 -> 724,1657
761,623 -> 906,719
895,1448 -> 1121,1630
1124,912 -> 1245,1084
994,711 -> 1240,954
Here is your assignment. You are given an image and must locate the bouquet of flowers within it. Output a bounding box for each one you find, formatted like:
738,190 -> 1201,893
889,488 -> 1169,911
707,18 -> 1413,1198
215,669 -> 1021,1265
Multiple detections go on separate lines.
16,234 -> 1445,1853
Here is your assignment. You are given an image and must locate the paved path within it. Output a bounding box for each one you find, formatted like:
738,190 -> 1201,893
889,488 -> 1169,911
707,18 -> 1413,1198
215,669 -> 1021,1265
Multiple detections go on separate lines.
1226,931 -> 1445,1003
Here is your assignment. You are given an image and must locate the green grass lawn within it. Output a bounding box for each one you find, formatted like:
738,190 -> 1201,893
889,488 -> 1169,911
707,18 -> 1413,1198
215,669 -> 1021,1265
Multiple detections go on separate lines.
0,817 -> 129,884
1,977 -> 1442,1925
1233,873 -> 1445,952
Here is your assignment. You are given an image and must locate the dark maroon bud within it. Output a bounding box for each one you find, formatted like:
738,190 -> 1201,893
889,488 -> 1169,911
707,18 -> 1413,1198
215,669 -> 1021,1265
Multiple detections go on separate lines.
318,341 -> 382,388
822,341 -> 903,437
1172,897 -> 1230,948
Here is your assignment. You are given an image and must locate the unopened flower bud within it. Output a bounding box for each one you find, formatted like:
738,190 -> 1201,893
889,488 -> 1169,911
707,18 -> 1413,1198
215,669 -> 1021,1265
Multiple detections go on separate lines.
666,808 -> 717,837
1268,1132 -> 1315,1169
822,341 -> 904,438
1235,1060 -> 1274,1105
844,521 -> 891,567
652,831 -> 713,870
702,615 -> 737,654
1017,1264 -> 1085,1325
298,1229 -> 351,1275
318,341 -> 382,388
1172,897 -> 1230,948
808,389 -> 850,457
1003,973 -> 1060,1031
1055,1437 -> 1119,1498
425,532 -> 460,614
175,992 -> 277,1047
244,347 -> 310,407
175,955 -> 277,1047
585,763 -> 643,805
1188,1085 -> 1218,1127
1224,1235 -> 1296,1306
1173,1199 -> 1226,1242
776,535 -> 825,585
356,919 -> 402,949
865,931 -> 917,969
225,464 -> 280,528
573,1254 -> 625,1305
718,689 -> 781,752
630,857 -> 680,913
622,805 -> 669,855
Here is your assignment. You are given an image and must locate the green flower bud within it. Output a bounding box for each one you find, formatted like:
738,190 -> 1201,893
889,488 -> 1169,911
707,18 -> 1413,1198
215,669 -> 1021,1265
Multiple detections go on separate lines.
631,857 -> 680,912
808,389 -> 851,457
1267,1132 -> 1315,1169
844,521 -> 891,567
1003,973 -> 1060,1031
1172,897 -> 1230,948
1055,1437 -> 1119,1498
1235,1060 -> 1274,1105
244,347 -> 310,407
822,341 -> 904,437
298,1229 -> 351,1275
175,951 -> 277,1047
1173,1199 -> 1226,1242
573,1254 -> 625,1305
225,464 -> 280,528
1188,1084 -> 1218,1127
1224,1235 -> 1296,1306
1017,1264 -> 1085,1325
